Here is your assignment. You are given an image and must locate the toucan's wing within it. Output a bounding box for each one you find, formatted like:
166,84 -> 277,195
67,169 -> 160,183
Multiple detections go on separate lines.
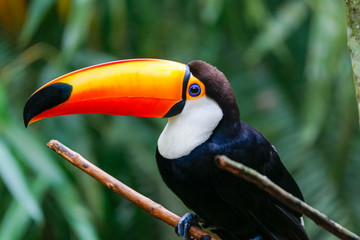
210,124 -> 308,240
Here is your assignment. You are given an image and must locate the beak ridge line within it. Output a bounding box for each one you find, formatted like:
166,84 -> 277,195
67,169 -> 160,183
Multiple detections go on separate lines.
182,65 -> 191,100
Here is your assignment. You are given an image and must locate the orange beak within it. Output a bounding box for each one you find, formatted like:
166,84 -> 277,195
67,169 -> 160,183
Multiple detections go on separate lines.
23,59 -> 203,127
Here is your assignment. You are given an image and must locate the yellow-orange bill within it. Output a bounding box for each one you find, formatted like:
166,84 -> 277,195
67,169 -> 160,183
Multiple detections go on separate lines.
24,59 -> 202,127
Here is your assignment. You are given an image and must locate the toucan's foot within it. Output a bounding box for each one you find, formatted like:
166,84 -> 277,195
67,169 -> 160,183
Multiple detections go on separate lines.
175,212 -> 198,239
251,235 -> 262,240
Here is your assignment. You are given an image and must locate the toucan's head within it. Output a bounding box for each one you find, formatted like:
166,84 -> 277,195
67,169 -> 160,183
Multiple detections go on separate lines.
24,59 -> 240,159
24,59 -> 239,128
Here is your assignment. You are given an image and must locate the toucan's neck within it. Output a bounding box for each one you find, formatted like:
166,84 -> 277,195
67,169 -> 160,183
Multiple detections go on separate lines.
157,96 -> 223,160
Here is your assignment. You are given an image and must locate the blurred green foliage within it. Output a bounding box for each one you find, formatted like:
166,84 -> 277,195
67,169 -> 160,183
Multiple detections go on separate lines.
0,0 -> 359,239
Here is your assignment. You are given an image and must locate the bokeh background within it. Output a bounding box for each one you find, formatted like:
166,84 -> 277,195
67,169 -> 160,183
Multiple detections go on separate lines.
0,0 -> 359,239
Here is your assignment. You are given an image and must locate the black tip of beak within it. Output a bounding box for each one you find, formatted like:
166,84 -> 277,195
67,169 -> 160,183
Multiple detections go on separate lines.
23,82 -> 73,127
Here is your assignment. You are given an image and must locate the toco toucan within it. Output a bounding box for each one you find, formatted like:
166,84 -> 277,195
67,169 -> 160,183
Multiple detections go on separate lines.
23,59 -> 308,240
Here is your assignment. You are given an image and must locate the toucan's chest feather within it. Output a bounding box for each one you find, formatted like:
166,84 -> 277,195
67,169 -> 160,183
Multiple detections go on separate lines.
157,96 -> 223,159
156,123 -> 255,235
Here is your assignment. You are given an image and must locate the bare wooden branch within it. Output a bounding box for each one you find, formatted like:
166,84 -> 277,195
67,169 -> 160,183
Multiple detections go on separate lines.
47,139 -> 220,240
215,155 -> 360,240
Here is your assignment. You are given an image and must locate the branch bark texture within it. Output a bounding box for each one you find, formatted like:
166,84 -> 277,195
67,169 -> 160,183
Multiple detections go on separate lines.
344,0 -> 360,123
47,140 -> 219,240
215,155 -> 360,240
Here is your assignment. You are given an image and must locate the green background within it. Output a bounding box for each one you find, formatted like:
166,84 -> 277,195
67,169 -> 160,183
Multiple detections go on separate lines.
0,0 -> 359,239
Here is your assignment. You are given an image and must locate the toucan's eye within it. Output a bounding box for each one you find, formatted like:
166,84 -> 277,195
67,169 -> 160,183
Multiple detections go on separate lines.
189,84 -> 201,97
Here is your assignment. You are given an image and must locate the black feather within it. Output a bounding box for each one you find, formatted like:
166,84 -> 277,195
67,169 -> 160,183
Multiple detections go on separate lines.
156,61 -> 308,240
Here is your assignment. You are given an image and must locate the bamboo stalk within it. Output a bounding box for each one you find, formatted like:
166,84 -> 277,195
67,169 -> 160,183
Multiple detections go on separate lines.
344,0 -> 360,124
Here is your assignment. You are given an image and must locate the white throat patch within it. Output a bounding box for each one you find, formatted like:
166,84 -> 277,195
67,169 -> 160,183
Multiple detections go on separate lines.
157,96 -> 223,159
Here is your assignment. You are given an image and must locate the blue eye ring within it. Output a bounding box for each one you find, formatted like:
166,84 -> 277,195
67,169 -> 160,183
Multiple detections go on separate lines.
189,84 -> 201,97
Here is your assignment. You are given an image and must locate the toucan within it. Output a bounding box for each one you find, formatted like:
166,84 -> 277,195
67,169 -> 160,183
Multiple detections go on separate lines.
23,59 -> 308,240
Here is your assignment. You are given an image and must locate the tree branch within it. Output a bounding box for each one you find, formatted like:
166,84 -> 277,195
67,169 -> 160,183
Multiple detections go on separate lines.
47,139 -> 359,240
47,139 -> 220,240
215,155 -> 360,240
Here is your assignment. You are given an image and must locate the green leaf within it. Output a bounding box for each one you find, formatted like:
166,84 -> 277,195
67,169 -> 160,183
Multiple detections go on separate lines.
0,139 -> 43,222
302,0 -> 348,145
0,177 -> 48,240
244,1 -> 309,65
199,0 -> 224,25
54,185 -> 99,240
62,0 -> 96,63
3,124 -> 63,185
18,0 -> 55,46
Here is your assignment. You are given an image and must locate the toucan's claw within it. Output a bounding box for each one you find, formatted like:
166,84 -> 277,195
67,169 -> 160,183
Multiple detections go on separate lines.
175,212 -> 199,239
